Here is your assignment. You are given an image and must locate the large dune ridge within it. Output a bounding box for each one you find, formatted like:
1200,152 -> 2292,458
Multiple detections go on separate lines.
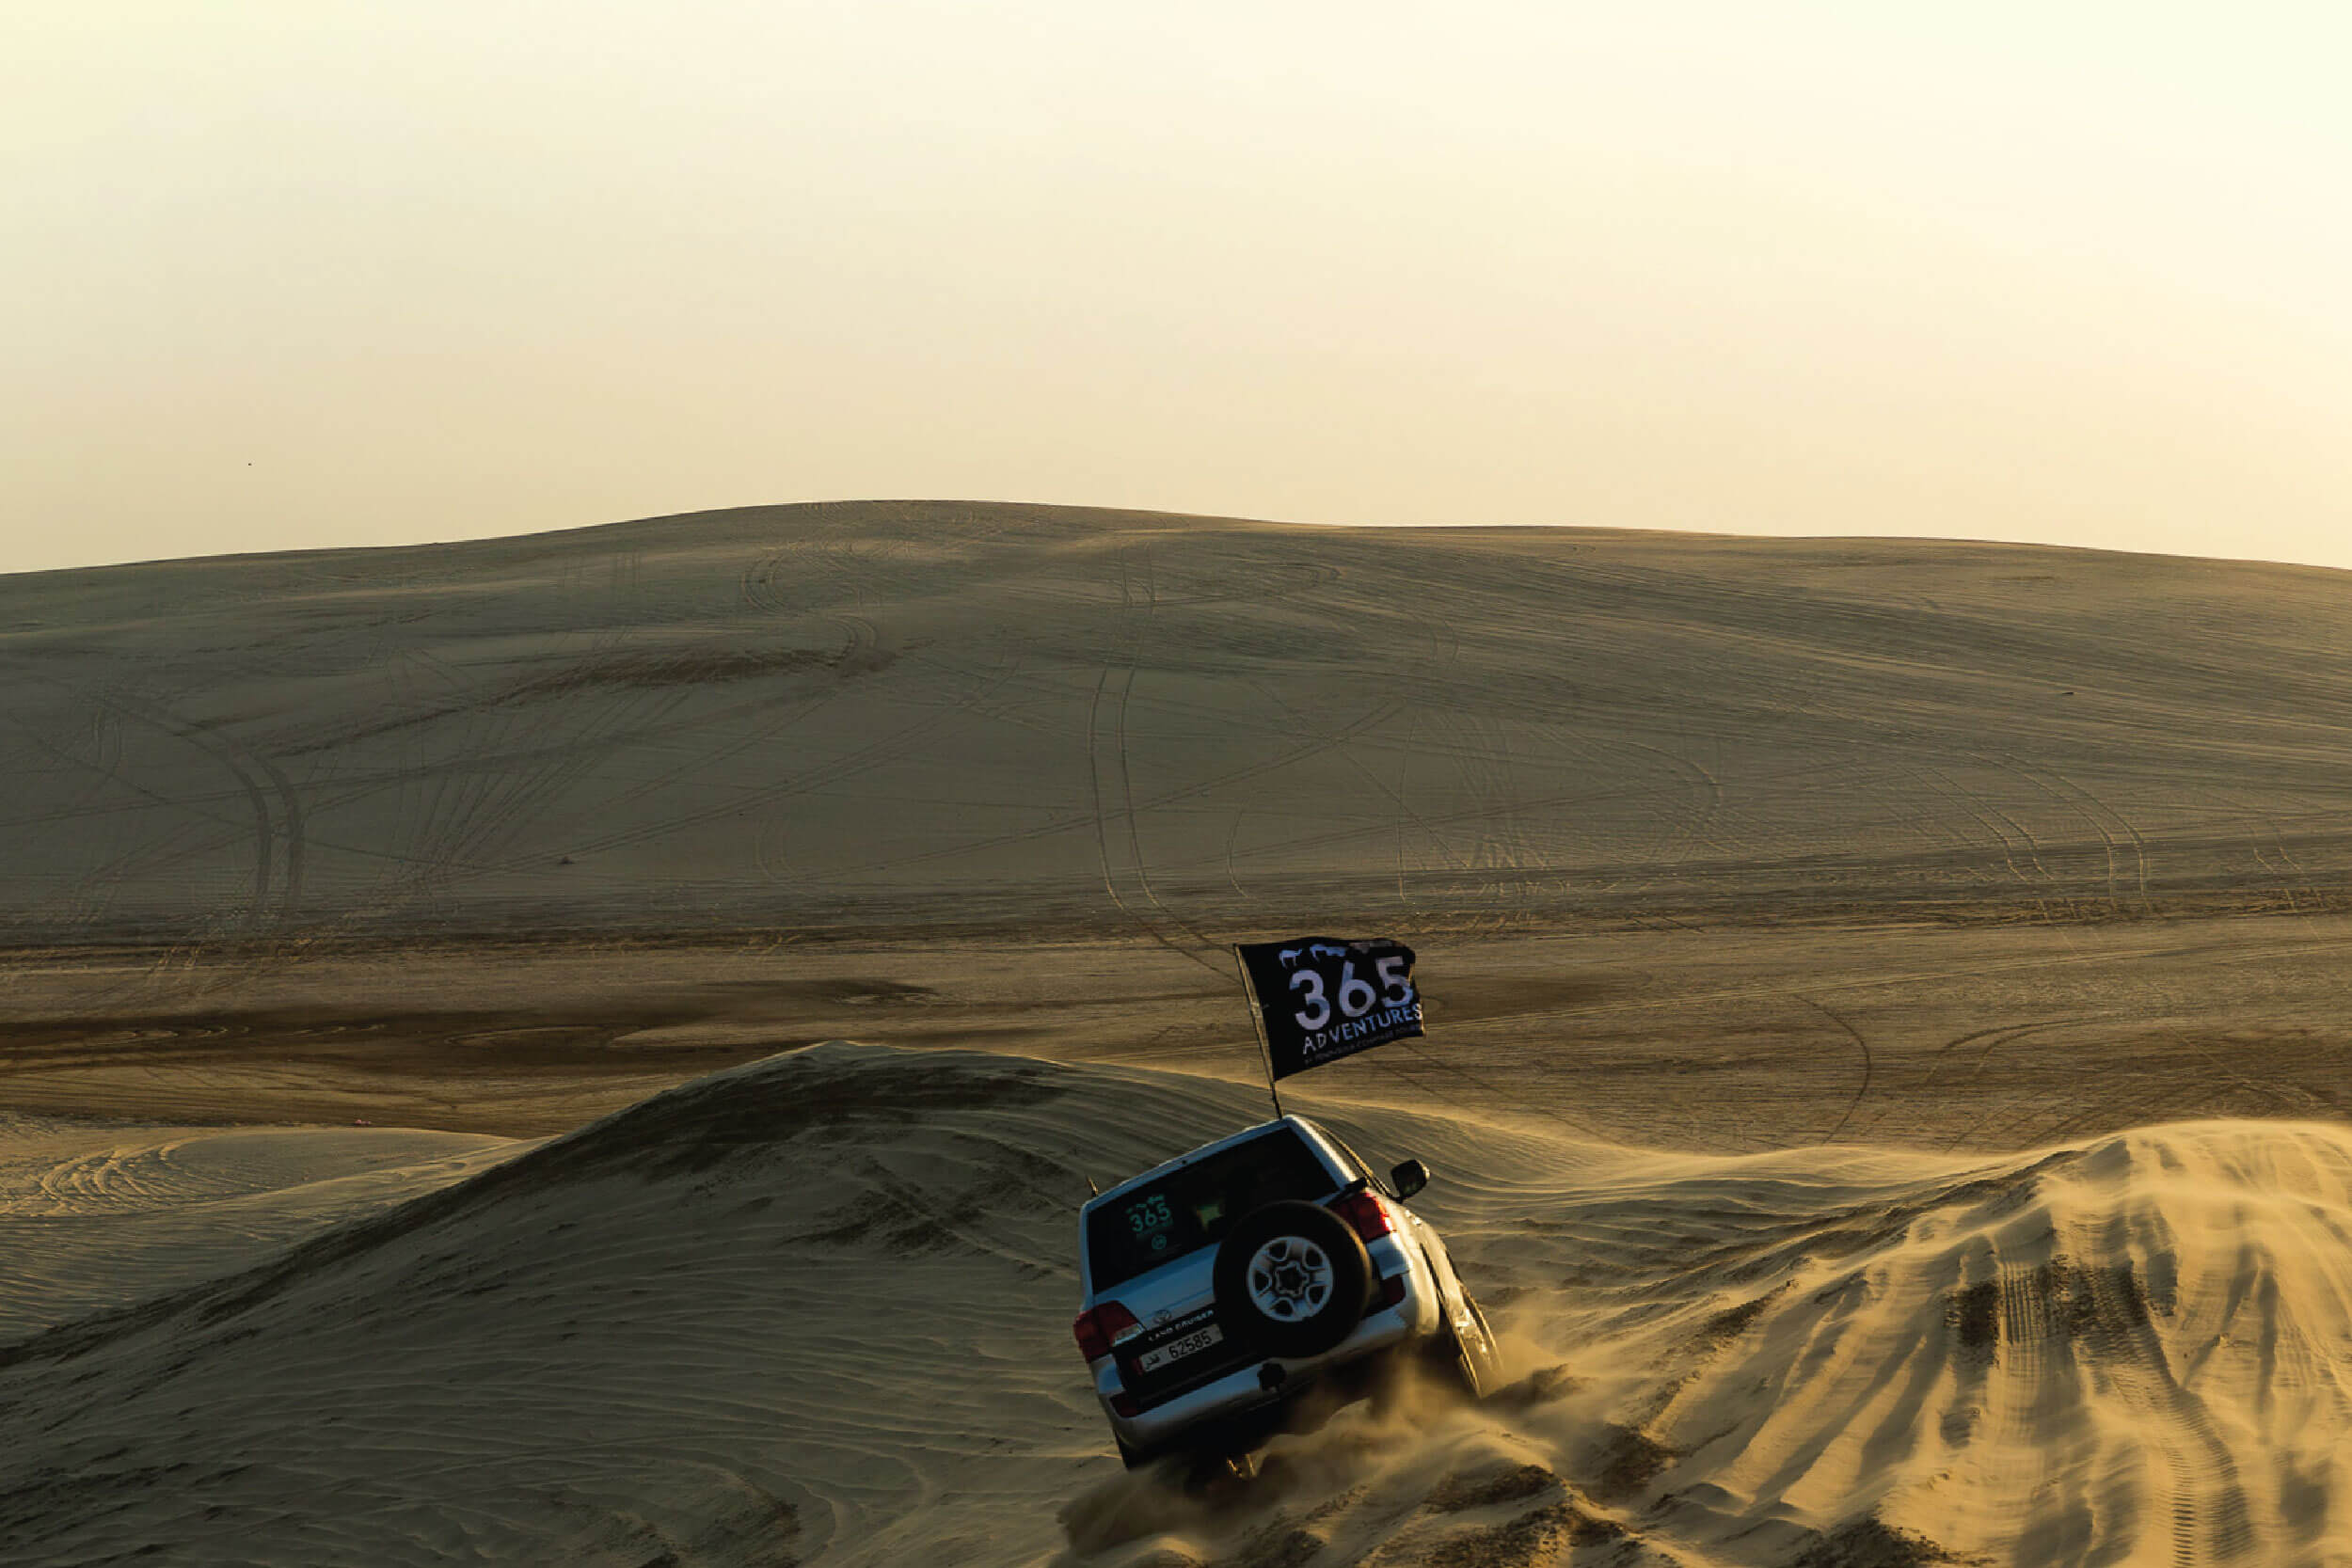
4,502 -> 2351,1152
5,500 -> 2351,942
5,1044 -> 2351,1565
6,503 -> 2352,1563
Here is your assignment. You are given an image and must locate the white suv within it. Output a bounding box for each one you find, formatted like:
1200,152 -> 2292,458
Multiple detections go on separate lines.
1073,1116 -> 1501,1468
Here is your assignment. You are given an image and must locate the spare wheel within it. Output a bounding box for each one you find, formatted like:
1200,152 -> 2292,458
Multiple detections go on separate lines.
1212,1199 -> 1372,1359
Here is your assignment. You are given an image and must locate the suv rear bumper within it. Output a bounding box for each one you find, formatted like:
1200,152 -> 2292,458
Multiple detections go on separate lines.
1102,1259 -> 1444,1460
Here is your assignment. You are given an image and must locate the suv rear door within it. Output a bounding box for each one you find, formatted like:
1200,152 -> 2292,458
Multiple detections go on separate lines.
1086,1127 -> 1343,1401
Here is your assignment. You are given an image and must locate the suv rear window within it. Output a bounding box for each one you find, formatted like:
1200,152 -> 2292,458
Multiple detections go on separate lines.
1086,1128 -> 1340,1290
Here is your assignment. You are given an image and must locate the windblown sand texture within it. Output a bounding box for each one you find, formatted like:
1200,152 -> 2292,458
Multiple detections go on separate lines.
5,503 -> 2352,1564
7,1046 -> 2352,1566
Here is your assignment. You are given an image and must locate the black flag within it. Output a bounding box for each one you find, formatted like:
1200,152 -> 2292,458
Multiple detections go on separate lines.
1234,937 -> 1423,1081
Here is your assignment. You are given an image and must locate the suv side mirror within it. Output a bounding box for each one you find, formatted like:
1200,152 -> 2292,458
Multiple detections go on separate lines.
1390,1159 -> 1429,1199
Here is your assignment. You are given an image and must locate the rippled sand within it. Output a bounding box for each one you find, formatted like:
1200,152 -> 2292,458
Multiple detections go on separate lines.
8,1046 -> 2350,1565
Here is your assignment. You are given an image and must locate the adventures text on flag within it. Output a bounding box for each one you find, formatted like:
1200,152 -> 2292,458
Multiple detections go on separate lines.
1233,937 -> 1423,1082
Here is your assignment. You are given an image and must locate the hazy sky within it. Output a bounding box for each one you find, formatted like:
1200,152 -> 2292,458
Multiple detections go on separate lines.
8,3 -> 2351,574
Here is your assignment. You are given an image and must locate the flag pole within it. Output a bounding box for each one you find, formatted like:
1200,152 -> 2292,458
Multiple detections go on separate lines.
1232,945 -> 1283,1119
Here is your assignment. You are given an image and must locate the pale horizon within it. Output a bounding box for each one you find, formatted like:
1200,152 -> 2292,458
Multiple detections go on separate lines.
10,3 -> 2352,575
9,499 -> 2351,585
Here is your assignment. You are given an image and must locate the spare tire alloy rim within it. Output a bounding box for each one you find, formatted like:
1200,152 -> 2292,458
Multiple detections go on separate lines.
1247,1236 -> 1334,1321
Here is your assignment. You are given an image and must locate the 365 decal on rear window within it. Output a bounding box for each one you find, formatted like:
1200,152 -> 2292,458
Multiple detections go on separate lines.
1085,1130 -> 1337,1289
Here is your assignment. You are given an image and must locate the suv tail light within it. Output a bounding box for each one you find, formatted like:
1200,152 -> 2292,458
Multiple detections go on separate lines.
1330,1189 -> 1394,1241
1073,1301 -> 1139,1361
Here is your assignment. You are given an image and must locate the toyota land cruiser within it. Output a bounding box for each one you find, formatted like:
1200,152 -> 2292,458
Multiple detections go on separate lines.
1073,1115 -> 1500,1468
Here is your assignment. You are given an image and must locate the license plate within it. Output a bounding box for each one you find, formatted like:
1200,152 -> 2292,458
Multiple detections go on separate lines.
1136,1323 -> 1224,1373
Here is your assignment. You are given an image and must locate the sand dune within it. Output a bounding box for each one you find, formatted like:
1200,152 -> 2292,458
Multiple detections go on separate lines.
7,1043 -> 2350,1565
7,507 -> 2352,1562
5,501 -> 2350,943
0,1116 -> 516,1339
6,503 -> 2352,1153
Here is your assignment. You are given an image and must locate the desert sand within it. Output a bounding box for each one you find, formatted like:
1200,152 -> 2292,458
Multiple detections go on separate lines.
4,502 -> 2352,1564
